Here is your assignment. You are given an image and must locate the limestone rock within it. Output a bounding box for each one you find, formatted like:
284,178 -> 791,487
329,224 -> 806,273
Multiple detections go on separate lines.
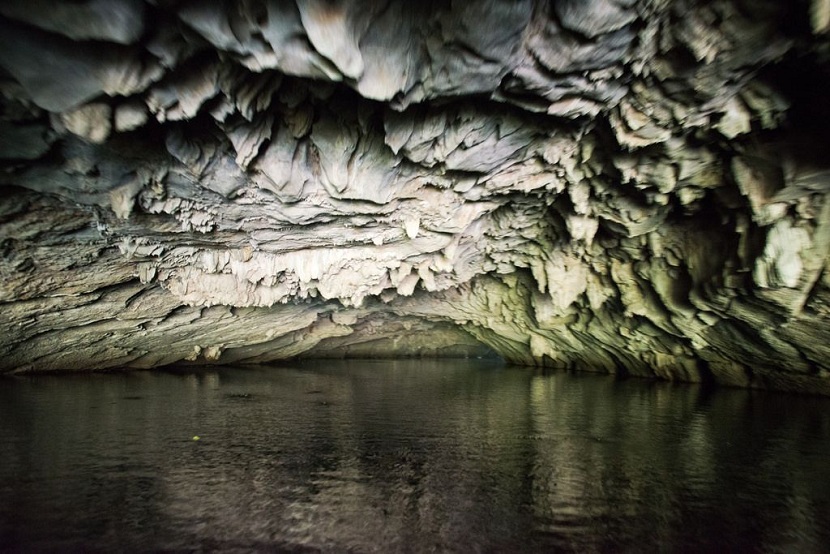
0,0 -> 145,44
114,102 -> 148,133
61,103 -> 112,144
0,121 -> 51,160
1,0 -> 829,395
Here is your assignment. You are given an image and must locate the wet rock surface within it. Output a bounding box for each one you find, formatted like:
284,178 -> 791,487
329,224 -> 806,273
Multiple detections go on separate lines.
1,0 -> 829,393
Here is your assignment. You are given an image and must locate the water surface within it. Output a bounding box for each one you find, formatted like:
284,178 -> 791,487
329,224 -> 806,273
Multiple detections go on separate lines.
1,360 -> 829,552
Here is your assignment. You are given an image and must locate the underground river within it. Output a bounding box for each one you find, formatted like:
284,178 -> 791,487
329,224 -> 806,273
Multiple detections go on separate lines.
1,360 -> 829,551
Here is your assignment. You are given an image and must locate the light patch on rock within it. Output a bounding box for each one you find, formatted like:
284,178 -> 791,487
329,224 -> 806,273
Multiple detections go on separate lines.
61,103 -> 112,144
114,102 -> 148,132
754,220 -> 810,289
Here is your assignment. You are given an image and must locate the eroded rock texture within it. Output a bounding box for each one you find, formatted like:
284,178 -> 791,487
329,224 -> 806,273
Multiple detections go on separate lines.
1,0 -> 830,393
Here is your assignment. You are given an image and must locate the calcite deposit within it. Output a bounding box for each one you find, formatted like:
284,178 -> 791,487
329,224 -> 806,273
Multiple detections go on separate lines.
1,0 -> 829,393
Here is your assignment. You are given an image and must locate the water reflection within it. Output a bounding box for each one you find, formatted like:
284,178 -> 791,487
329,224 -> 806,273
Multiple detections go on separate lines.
1,360 -> 828,551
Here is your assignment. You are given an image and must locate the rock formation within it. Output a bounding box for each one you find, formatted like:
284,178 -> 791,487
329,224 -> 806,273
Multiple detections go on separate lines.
1,0 -> 829,393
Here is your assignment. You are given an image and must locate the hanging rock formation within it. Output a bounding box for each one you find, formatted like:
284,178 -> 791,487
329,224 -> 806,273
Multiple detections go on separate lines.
1,0 -> 830,393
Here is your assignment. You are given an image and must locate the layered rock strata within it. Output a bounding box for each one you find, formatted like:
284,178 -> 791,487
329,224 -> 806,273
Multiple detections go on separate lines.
1,0 -> 830,393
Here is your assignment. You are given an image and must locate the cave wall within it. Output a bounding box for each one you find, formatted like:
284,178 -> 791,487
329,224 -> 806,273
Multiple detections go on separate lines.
1,0 -> 830,393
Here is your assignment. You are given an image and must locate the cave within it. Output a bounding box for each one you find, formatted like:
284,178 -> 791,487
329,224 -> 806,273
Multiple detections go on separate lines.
3,1 -> 830,550
1,1 -> 830,391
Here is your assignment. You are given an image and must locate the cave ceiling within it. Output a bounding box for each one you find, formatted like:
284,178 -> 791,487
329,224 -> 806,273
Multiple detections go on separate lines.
1,0 -> 830,393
